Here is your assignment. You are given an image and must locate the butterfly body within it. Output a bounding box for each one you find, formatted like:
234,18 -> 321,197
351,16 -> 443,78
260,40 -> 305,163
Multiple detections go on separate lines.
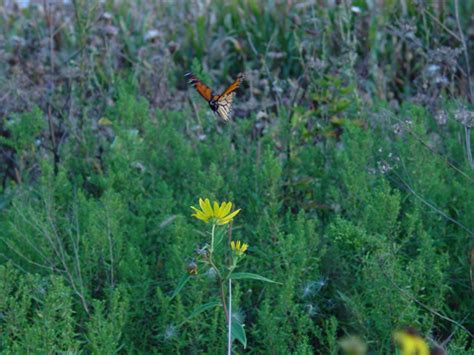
208,97 -> 219,112
185,72 -> 244,121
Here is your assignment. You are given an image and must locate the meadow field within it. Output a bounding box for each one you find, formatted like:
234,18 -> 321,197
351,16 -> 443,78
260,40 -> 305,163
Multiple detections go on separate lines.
0,0 -> 473,353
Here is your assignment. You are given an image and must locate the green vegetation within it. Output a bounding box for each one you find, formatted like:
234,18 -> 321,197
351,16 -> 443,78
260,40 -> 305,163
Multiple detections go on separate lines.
0,0 -> 473,353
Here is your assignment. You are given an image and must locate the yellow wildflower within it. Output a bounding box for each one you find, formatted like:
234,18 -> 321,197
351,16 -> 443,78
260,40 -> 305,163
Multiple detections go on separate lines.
393,329 -> 429,355
231,240 -> 248,256
191,198 -> 241,225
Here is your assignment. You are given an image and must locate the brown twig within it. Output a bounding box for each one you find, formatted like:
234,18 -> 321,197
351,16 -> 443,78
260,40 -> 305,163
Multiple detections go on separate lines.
228,221 -> 233,247
208,257 -> 229,323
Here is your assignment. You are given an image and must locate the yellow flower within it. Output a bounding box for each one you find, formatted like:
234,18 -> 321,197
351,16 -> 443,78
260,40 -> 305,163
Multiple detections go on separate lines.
191,198 -> 241,225
393,330 -> 429,355
231,240 -> 248,256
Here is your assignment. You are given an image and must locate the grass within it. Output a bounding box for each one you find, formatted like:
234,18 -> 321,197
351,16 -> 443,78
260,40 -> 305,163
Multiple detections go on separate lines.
0,0 -> 473,353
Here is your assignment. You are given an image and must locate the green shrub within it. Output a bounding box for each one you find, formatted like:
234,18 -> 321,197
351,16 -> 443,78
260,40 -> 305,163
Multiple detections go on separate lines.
1,1 -> 474,353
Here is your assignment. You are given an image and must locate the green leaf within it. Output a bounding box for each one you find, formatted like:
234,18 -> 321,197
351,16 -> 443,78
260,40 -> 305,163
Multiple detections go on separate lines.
180,301 -> 221,326
231,316 -> 247,349
170,274 -> 190,300
230,272 -> 280,284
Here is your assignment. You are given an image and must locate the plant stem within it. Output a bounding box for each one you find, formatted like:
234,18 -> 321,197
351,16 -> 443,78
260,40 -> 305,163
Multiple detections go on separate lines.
219,280 -> 229,323
227,278 -> 232,355
208,224 -> 229,322
210,223 -> 216,252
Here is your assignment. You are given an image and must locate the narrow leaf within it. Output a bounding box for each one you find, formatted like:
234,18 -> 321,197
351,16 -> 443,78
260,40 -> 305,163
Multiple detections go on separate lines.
230,272 -> 280,284
180,301 -> 221,325
170,274 -> 190,300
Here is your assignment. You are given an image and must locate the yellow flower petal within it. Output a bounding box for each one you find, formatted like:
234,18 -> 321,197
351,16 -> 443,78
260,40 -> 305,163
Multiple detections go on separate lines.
193,211 -> 208,221
199,198 -> 212,217
221,201 -> 232,217
213,201 -> 221,218
394,331 -> 429,355
205,199 -> 214,215
217,202 -> 227,217
230,240 -> 248,256
218,218 -> 232,225
190,206 -> 209,220
191,198 -> 239,225
220,208 -> 240,223
229,208 -> 241,218
198,198 -> 206,210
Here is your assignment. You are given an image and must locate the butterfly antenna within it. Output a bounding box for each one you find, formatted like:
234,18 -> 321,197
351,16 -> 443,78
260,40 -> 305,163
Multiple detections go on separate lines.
185,72 -> 198,86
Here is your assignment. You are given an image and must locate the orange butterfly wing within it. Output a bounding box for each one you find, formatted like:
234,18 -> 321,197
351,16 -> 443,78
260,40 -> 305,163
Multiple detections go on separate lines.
185,72 -> 213,101
185,72 -> 244,121
217,73 -> 244,99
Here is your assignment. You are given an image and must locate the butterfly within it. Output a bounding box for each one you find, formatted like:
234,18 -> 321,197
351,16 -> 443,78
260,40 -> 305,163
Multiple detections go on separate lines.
185,72 -> 244,121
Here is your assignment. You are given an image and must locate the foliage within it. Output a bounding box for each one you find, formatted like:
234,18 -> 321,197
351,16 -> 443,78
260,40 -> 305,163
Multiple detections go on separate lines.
1,0 -> 474,353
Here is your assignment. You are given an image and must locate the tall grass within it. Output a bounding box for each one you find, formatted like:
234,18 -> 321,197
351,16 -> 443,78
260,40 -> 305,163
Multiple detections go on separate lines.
0,0 -> 473,353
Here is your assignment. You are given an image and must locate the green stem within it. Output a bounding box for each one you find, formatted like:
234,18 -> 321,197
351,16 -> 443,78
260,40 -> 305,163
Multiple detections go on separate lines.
210,223 -> 216,253
208,223 -> 229,322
